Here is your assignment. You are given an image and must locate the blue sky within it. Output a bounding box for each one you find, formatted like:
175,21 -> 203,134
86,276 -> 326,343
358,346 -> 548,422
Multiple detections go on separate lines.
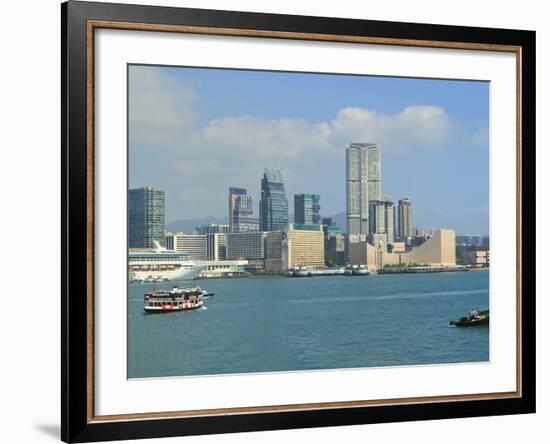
129,65 -> 489,235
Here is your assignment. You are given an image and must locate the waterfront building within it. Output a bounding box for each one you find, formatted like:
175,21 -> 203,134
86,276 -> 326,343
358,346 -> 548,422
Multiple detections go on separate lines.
166,233 -> 207,260
368,197 -> 395,244
349,228 -> 456,269
388,241 -> 406,253
286,224 -> 325,268
228,187 -> 259,233
195,224 -> 229,235
326,233 -> 346,266
346,143 -> 381,236
265,230 -> 285,272
206,233 -> 226,261
259,169 -> 289,231
294,193 -> 321,225
398,197 -> 413,243
464,249 -> 490,267
226,231 -> 267,260
129,187 -> 165,248
368,233 -> 388,252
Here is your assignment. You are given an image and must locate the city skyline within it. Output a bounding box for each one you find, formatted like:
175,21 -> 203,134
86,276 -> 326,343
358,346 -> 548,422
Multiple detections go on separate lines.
129,65 -> 489,234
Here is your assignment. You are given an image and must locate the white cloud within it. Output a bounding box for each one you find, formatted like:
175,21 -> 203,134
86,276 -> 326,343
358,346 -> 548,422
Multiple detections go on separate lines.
129,66 -> 197,147
129,67 -> 456,219
471,127 -> 489,147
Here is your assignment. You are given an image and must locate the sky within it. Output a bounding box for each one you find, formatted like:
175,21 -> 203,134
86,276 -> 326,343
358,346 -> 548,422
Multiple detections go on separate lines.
128,64 -> 489,235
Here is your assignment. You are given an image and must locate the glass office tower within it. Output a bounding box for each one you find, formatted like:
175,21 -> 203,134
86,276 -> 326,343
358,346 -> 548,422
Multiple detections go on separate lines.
259,169 -> 289,231
228,187 -> 259,233
128,187 -> 165,248
294,193 -> 321,225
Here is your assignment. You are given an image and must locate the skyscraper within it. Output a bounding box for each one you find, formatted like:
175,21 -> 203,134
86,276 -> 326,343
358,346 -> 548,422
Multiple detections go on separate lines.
346,143 -> 371,235
129,187 -> 165,248
368,197 -> 395,244
398,197 -> 413,242
294,193 -> 321,225
366,144 -> 382,201
228,187 -> 259,233
259,169 -> 289,231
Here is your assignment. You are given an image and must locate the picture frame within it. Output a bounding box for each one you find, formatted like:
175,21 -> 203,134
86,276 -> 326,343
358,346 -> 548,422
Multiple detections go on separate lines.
61,1 -> 536,442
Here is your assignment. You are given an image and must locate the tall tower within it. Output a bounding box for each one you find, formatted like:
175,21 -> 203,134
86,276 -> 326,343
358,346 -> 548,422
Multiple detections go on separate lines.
259,169 -> 289,231
366,144 -> 382,201
294,193 -> 321,225
128,187 -> 165,248
346,143 -> 381,235
398,197 -> 413,242
368,197 -> 395,243
228,187 -> 258,233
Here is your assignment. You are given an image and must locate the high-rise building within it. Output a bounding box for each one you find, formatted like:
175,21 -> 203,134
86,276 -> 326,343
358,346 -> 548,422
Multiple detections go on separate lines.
366,144 -> 382,201
398,197 -> 413,242
368,197 -> 395,244
129,187 -> 165,248
286,224 -> 325,268
228,187 -> 259,233
166,233 -> 207,260
294,193 -> 321,225
259,169 -> 289,231
195,224 -> 229,235
346,143 -> 381,236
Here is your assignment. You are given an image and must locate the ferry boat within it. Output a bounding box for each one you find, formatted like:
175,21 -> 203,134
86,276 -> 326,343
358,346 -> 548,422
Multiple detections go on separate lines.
286,266 -> 312,277
286,266 -> 345,277
129,242 -> 196,283
143,286 -> 208,313
450,309 -> 489,327
344,265 -> 370,276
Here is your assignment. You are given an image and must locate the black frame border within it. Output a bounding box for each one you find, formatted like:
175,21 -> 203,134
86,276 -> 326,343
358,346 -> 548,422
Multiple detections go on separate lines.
62,1 -> 536,442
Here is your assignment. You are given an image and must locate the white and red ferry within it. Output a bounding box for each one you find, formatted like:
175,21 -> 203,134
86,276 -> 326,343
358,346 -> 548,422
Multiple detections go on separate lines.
143,286 -> 210,313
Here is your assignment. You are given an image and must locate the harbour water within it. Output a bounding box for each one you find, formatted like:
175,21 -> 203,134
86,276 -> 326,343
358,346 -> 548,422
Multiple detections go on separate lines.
128,271 -> 489,379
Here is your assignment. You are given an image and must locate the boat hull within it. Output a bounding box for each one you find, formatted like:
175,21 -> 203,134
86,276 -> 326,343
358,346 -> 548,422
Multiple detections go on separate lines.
144,301 -> 203,313
450,316 -> 489,327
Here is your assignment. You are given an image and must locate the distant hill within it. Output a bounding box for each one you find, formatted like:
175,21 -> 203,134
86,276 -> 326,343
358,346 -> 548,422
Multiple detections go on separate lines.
166,211 -> 347,234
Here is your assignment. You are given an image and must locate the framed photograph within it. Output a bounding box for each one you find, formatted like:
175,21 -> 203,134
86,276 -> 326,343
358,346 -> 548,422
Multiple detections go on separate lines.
61,1 -> 535,442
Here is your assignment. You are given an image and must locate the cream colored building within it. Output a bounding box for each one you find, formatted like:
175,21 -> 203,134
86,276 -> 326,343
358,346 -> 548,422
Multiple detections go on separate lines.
349,228 -> 456,270
466,250 -> 489,267
286,225 -> 325,268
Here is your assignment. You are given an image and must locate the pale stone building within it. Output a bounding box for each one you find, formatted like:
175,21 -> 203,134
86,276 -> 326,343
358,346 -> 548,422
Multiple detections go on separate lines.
349,228 -> 456,270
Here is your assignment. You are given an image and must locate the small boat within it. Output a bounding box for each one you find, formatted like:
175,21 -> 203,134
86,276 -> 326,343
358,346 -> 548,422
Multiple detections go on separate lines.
344,265 -> 369,276
286,266 -> 312,277
450,309 -> 489,327
143,286 -> 207,313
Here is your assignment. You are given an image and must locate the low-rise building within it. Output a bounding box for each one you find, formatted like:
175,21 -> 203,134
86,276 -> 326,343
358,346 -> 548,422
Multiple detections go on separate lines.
226,231 -> 266,261
349,228 -> 456,270
326,233 -> 345,266
166,232 -> 207,260
465,249 -> 490,267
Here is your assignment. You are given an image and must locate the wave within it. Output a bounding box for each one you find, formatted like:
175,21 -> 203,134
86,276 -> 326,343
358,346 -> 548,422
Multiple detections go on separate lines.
289,289 -> 487,304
